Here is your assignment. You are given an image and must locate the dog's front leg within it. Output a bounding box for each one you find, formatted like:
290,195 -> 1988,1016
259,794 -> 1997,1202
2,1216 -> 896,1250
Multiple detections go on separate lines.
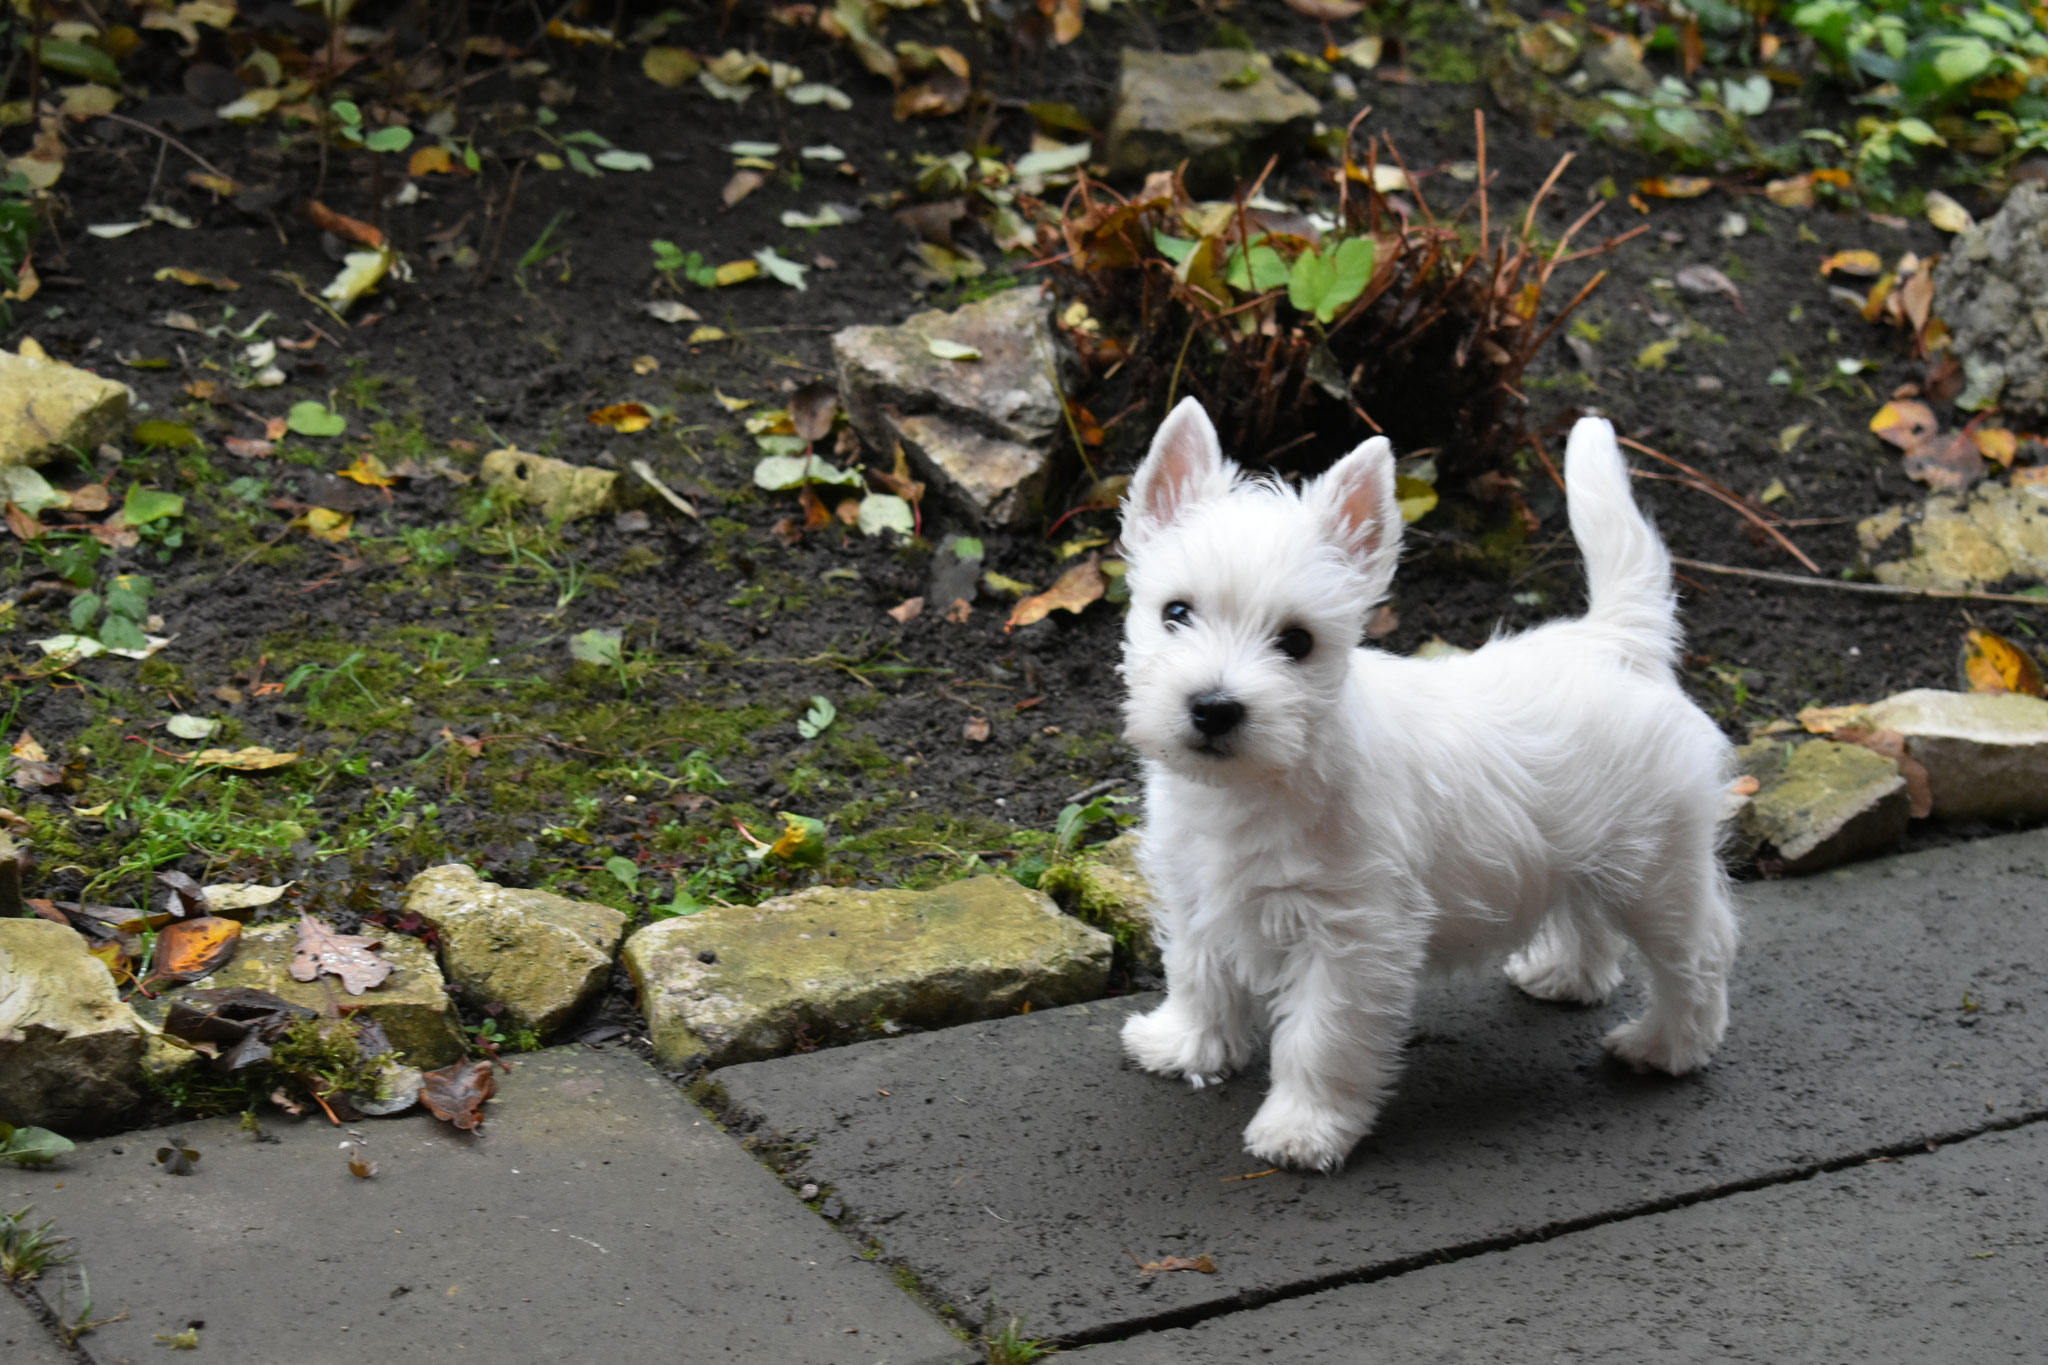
1242,931 -> 1422,1173
1121,933 -> 1256,1088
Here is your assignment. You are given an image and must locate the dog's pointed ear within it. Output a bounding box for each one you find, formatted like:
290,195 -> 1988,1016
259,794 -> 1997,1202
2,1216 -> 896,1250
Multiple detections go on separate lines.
1309,436 -> 1401,597
1122,397 -> 1233,553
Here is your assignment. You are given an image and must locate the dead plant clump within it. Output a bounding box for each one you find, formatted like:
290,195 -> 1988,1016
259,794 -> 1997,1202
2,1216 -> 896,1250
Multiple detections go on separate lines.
1049,112 -> 1644,495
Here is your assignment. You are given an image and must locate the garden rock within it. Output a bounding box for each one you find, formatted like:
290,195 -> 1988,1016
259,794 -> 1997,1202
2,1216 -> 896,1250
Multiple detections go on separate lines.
0,918 -> 147,1133
1104,49 -> 1320,192
623,875 -> 1112,1067
0,342 -> 130,468
1935,181 -> 2048,424
479,446 -> 622,522
1857,688 -> 2048,821
833,287 -> 1076,526
1733,739 -> 1910,873
1858,482 -> 2048,590
189,920 -> 465,1068
1042,832 -> 1161,976
403,864 -> 627,1038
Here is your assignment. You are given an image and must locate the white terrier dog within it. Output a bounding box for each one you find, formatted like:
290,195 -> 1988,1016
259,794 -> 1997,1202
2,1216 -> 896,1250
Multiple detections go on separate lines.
1117,398 -> 1738,1173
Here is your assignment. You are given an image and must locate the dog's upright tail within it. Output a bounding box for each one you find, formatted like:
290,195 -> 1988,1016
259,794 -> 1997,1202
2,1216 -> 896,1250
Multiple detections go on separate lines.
1565,416 -> 1680,674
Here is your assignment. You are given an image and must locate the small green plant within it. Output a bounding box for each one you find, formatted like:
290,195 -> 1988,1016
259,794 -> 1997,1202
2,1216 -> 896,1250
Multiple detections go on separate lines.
1,1205 -> 74,1282
399,524 -> 460,568
65,571 -> 153,652
984,1315 -> 1056,1365
796,695 -> 837,740
0,1122 -> 76,1168
1053,793 -> 1134,857
0,171 -> 38,330
326,98 -> 414,153
283,649 -> 377,718
652,239 -> 718,288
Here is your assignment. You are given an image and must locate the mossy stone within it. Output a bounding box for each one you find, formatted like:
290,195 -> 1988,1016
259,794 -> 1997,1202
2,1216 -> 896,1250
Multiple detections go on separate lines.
403,864 -> 626,1039
1041,832 -> 1159,975
0,918 -> 148,1133
190,921 -> 465,1068
623,875 -> 1112,1068
0,343 -> 130,468
1735,739 -> 1909,873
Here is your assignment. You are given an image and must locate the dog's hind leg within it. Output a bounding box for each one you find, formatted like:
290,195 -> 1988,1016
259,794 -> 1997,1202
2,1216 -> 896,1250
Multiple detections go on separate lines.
1505,902 -> 1628,1005
1600,836 -> 1738,1076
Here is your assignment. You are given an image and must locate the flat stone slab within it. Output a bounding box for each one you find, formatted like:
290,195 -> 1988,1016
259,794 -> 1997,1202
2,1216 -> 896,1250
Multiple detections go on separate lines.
718,831 -> 2048,1339
1,1287 -> 71,1365
189,918 -> 466,1068
1069,1122 -> 2048,1361
1,1047 -> 966,1365
626,875 -> 1111,1068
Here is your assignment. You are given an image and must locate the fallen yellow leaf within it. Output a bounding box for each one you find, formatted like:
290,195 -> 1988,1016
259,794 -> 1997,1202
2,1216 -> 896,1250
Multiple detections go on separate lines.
588,402 -> 654,433
297,507 -> 353,542
1637,176 -> 1712,199
1961,628 -> 2044,696
1924,189 -> 1974,234
1972,427 -> 2019,467
340,452 -> 395,487
1819,249 -> 1883,277
408,145 -> 455,177
194,745 -> 301,770
714,259 -> 760,286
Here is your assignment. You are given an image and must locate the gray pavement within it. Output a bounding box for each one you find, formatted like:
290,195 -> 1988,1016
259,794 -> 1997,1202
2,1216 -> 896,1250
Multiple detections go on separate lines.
2,1287 -> 74,1365
1,1048 -> 968,1365
1066,1123 -> 2048,1362
718,830 -> 2048,1341
3,832 -> 2045,1362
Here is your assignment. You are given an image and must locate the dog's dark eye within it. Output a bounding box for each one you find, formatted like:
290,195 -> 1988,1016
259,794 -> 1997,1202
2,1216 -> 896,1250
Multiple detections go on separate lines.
1276,626 -> 1313,661
1163,601 -> 1193,629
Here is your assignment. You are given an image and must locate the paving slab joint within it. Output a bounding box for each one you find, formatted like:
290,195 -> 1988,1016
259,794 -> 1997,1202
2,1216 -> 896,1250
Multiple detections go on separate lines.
1032,1107 -> 2048,1353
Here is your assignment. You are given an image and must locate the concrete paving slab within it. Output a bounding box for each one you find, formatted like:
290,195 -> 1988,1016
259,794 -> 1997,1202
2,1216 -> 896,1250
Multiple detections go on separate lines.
2,1286 -> 75,1365
718,830 -> 2048,1340
1,1046 -> 968,1365
1067,1122 -> 2048,1363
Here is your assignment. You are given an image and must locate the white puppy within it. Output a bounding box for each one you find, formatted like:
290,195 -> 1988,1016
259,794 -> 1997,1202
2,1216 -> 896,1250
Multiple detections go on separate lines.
1117,398 -> 1738,1173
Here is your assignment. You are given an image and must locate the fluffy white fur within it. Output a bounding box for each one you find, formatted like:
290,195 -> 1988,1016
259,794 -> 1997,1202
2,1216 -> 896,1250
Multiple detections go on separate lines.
1117,398 -> 1738,1173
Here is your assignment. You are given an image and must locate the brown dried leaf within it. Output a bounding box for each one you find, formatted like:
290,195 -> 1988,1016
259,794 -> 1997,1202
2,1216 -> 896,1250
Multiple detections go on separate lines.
146,915 -> 242,986
288,913 -> 394,995
944,597 -> 973,625
1134,1253 -> 1218,1275
419,1057 -> 497,1132
1902,430 -> 1986,492
1869,400 -> 1937,451
789,380 -> 838,443
887,596 -> 925,624
963,714 -> 991,742
894,70 -> 968,120
722,169 -> 765,209
347,1150 -> 378,1178
1005,554 -> 1106,632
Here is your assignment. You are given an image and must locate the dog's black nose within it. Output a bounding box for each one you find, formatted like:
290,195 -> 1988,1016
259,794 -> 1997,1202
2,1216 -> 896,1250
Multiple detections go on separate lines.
1189,692 -> 1245,738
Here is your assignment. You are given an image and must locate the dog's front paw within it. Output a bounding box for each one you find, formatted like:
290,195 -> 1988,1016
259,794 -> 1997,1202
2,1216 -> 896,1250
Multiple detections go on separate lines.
1240,1093 -> 1369,1174
1602,1016 -> 1716,1076
1122,1004 -> 1242,1087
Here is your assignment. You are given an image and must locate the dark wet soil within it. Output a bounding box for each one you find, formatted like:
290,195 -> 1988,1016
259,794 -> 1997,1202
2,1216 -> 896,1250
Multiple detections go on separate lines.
7,1 -> 2040,1044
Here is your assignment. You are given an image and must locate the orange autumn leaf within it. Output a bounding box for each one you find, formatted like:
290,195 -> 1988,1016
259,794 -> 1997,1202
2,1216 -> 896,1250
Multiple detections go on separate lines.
419,1057 -> 497,1131
588,402 -> 654,433
1819,249 -> 1883,277
408,145 -> 455,177
1005,553 -> 1106,632
1961,628 -> 2045,697
1636,176 -> 1712,199
304,199 -> 384,249
148,915 -> 242,986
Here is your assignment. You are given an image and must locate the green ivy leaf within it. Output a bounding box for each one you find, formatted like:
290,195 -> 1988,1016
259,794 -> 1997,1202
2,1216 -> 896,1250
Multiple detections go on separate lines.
363,126 -> 414,153
122,486 -> 185,525
1319,237 -> 1377,324
286,401 -> 346,437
